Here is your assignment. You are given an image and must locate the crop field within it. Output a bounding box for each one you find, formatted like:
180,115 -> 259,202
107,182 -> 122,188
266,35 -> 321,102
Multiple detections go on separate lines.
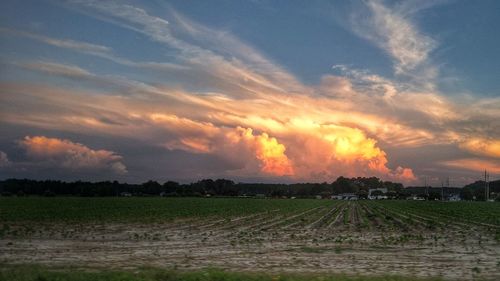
1,198 -> 499,280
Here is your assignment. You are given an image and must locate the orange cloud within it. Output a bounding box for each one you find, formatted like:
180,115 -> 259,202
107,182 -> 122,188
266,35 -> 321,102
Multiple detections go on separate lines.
460,138 -> 500,158
226,127 -> 294,176
276,122 -> 415,182
389,166 -> 417,182
1,80 -> 420,182
19,136 -> 127,174
256,132 -> 294,176
441,158 -> 500,174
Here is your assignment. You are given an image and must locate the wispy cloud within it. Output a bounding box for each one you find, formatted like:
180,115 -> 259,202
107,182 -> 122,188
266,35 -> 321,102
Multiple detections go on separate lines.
0,27 -> 186,72
441,158 -> 500,174
18,61 -> 93,79
350,0 -> 437,85
0,27 -> 111,54
63,0 -> 306,97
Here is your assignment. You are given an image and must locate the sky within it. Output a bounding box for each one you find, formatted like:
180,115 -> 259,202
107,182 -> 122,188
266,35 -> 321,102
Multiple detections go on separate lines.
1,0 -> 499,186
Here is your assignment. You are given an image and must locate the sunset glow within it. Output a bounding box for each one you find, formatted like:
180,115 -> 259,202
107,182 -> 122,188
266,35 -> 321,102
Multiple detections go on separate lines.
1,0 -> 499,185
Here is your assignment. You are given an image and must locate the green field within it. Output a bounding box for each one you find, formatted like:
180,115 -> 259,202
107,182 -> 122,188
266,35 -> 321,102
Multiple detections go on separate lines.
367,200 -> 500,226
0,197 -> 332,222
1,198 -> 499,280
1,197 -> 499,226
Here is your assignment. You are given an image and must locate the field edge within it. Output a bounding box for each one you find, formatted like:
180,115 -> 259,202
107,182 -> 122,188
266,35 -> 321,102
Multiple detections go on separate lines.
0,264 -> 470,281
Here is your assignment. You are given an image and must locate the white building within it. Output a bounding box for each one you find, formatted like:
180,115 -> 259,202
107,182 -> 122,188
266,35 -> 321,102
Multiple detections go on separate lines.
332,193 -> 358,200
368,188 -> 388,200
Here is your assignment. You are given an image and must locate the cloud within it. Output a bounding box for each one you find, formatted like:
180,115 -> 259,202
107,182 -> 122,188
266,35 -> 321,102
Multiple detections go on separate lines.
19,61 -> 92,79
1,1 -> 498,184
144,111 -> 412,181
225,127 -> 294,176
441,158 -> 500,174
0,64 -> 446,183
389,166 -> 417,182
0,151 -> 11,167
18,136 -> 127,174
0,27 -> 186,72
0,27 -> 111,54
459,138 -> 500,159
63,0 -> 305,98
350,0 -> 437,84
369,0 -> 435,71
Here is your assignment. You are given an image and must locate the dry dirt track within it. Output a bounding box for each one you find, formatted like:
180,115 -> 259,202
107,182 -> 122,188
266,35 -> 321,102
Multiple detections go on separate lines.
1,202 -> 499,281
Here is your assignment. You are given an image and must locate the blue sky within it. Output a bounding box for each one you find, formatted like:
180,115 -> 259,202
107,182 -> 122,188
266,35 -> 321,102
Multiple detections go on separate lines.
1,0 -> 499,186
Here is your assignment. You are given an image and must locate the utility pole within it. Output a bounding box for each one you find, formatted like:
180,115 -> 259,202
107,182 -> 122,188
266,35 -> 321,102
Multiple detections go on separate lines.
424,176 -> 428,199
487,171 -> 490,201
441,181 -> 444,202
445,177 -> 449,201
485,170 -> 487,201
485,170 -> 490,201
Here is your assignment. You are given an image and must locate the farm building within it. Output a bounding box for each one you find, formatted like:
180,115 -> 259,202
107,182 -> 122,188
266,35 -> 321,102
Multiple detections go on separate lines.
447,194 -> 461,201
368,188 -> 388,200
332,193 -> 358,200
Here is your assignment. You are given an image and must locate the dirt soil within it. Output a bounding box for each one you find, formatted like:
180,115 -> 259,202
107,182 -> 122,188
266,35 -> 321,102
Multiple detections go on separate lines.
1,206 -> 499,280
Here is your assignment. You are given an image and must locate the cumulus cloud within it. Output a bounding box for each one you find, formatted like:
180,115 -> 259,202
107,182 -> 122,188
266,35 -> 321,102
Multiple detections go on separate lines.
18,136 -> 127,174
0,151 -> 11,167
225,127 -> 294,176
143,112 -> 413,181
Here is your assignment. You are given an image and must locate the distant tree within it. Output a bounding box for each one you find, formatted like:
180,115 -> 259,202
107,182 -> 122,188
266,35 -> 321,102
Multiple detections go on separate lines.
396,189 -> 410,199
332,176 -> 354,194
142,180 -> 161,195
214,179 -> 236,196
460,188 -> 473,201
163,181 -> 179,194
384,182 -> 403,193
428,192 -> 441,201
364,177 -> 383,189
386,191 -> 397,199
356,189 -> 368,199
0,176 -> 417,198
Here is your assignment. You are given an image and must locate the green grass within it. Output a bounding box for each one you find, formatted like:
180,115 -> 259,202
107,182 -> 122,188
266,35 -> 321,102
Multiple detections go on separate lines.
0,265 -> 448,281
0,197 -> 333,223
367,201 -> 500,226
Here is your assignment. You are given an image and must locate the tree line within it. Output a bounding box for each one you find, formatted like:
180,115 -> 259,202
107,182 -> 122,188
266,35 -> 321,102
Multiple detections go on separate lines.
0,177 -> 402,198
1,177 -> 498,200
